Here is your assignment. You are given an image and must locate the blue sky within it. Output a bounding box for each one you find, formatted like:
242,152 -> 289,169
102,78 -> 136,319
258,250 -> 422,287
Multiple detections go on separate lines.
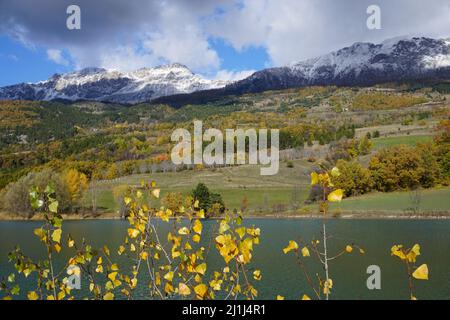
1,0 -> 450,87
0,36 -> 72,86
0,35 -> 270,86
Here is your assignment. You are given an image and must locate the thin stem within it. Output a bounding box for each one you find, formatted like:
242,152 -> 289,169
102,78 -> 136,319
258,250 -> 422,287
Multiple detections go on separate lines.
322,184 -> 330,301
323,221 -> 329,301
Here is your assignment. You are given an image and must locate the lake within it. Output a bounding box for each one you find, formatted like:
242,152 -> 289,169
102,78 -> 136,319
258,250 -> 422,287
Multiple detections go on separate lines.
0,219 -> 449,300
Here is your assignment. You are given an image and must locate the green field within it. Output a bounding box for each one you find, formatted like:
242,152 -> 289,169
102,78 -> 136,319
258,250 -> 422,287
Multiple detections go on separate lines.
84,159 -> 312,214
328,187 -> 450,215
371,135 -> 433,150
83,155 -> 450,217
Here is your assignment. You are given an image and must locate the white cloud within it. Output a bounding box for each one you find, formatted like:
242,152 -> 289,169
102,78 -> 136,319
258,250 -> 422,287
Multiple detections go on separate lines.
208,0 -> 450,66
3,0 -> 450,75
96,45 -> 160,72
46,49 -> 69,66
213,69 -> 255,82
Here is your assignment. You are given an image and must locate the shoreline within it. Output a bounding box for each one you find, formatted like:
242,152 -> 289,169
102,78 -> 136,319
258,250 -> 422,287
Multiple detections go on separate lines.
1,211 -> 449,222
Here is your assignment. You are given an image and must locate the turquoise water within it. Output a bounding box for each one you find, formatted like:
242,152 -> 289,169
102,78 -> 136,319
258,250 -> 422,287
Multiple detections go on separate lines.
0,219 -> 449,300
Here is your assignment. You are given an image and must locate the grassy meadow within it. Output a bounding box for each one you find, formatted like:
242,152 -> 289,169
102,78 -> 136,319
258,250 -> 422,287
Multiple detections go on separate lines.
371,135 -> 433,150
83,154 -> 450,217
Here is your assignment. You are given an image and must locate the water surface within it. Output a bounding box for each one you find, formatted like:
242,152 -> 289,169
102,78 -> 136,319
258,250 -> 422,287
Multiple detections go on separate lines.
0,219 -> 448,300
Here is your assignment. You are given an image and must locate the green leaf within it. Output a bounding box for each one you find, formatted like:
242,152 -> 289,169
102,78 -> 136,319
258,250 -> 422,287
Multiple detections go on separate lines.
31,199 -> 44,210
51,229 -> 62,243
44,185 -> 55,195
11,285 -> 20,295
48,201 -> 59,213
7,273 -> 15,283
52,215 -> 63,228
331,167 -> 341,177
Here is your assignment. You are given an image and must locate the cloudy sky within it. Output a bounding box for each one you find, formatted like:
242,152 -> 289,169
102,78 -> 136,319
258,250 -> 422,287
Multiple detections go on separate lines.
0,0 -> 450,86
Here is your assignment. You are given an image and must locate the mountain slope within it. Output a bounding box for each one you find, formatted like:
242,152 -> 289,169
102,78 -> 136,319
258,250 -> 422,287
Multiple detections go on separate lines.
1,37 -> 450,105
0,64 -> 228,104
225,37 -> 450,94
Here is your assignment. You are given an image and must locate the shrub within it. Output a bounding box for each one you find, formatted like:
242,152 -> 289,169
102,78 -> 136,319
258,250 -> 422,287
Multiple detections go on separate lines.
369,145 -> 439,192
333,160 -> 373,197
0,170 -> 71,218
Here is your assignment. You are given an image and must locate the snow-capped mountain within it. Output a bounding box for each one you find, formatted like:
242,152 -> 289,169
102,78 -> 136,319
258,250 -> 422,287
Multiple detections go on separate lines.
0,63 -> 229,104
225,36 -> 450,94
2,37 -> 450,105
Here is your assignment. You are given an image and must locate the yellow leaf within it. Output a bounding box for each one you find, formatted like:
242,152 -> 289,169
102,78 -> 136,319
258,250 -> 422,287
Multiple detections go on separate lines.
194,200 -> 199,208
301,294 -> 311,300
235,227 -> 246,239
192,234 -> 201,243
276,295 -> 285,300
327,189 -> 344,202
34,228 -> 46,241
151,189 -> 160,199
164,271 -> 174,282
301,247 -> 310,257
193,220 -> 203,235
412,264 -> 429,280
124,197 -> 132,205
130,278 -> 138,288
140,251 -> 148,260
127,228 -> 140,239
197,209 -> 205,219
54,244 -> 61,253
108,272 -> 117,282
194,284 -> 208,299
51,229 -> 62,243
215,234 -> 238,264
179,283 -> 191,296
165,282 -> 174,294
68,239 -> 75,248
310,172 -> 319,185
219,220 -> 230,233
57,291 -> 65,300
253,270 -> 262,281
283,240 -> 299,254
195,263 -> 207,275
103,292 -> 114,300
209,279 -> 222,291
391,245 -> 406,260
178,227 -> 190,235
27,291 -> 39,300
345,245 -> 353,253
95,265 -> 103,273
118,245 -> 125,255
323,279 -> 333,295
407,244 -> 421,263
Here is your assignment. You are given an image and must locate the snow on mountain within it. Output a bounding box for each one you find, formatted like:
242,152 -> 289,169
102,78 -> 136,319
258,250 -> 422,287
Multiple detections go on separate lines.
2,37 -> 450,104
0,63 -> 229,104
226,36 -> 450,94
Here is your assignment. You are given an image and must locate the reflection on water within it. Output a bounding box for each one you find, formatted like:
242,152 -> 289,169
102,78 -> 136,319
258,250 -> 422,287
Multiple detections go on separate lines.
0,219 -> 449,300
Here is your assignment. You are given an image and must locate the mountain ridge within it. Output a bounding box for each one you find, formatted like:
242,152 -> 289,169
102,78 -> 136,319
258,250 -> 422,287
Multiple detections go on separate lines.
0,63 -> 228,104
1,36 -> 450,105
